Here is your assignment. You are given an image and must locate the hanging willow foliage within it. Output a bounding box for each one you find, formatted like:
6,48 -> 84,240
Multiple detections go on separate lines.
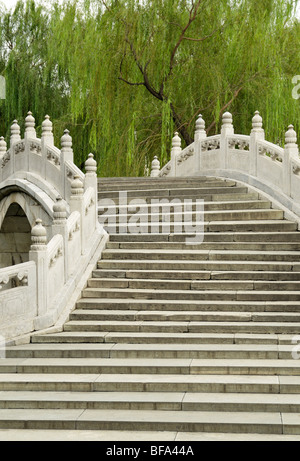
0,0 -> 299,176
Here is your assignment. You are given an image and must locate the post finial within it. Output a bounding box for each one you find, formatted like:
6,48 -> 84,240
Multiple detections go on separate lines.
53,195 -> 67,223
85,153 -> 97,174
195,114 -> 205,132
0,136 -> 7,157
61,129 -> 72,149
30,219 -> 47,250
10,120 -> 21,146
41,114 -> 54,146
285,124 -> 297,146
172,132 -> 181,149
25,111 -> 36,138
195,114 -> 206,141
251,110 -> 263,132
71,174 -> 84,196
222,111 -> 233,126
151,155 -> 160,177
221,111 -> 234,135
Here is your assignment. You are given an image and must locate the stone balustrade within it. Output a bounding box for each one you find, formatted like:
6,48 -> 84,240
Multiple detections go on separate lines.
152,111 -> 300,220
0,113 -> 108,341
0,113 -> 85,203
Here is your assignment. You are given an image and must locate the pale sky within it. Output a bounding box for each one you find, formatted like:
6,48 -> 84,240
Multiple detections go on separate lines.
0,0 -> 19,8
1,0 -> 300,17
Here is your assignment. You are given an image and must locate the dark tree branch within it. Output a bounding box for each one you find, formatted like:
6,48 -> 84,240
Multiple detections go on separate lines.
118,77 -> 145,86
159,0 -> 203,97
183,24 -> 225,42
169,102 -> 193,146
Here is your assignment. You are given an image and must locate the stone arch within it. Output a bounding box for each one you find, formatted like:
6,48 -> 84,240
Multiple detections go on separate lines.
0,192 -> 51,268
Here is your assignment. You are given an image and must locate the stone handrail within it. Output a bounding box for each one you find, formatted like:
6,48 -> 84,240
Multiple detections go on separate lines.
151,111 -> 300,219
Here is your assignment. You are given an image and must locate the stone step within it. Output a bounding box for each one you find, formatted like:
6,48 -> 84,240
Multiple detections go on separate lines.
82,287 -> 300,301
101,200 -> 272,213
92,269 -> 300,281
69,310 -> 300,325
2,391 -> 300,413
108,231 -> 300,243
101,249 -> 300,262
102,220 -> 297,233
100,193 -> 260,205
62,319 -> 300,334
2,356 -> 300,375
0,372 -> 294,393
97,260 -> 299,272
98,175 -> 222,182
0,391 -> 186,410
31,331 -> 296,345
98,186 -> 248,199
98,178 -> 236,191
86,278 -> 300,291
5,343 -> 296,359
0,373 -> 300,398
0,429 -> 299,441
106,241 -> 300,251
76,298 -> 300,313
0,408 -> 296,433
99,209 -> 284,223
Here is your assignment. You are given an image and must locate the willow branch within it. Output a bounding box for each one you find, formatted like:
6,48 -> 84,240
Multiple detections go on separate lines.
206,71 -> 261,134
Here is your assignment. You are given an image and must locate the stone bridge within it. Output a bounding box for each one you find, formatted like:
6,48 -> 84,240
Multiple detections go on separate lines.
0,110 -> 300,438
0,110 -> 299,344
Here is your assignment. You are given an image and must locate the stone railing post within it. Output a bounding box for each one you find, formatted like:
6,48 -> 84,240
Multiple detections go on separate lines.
23,111 -> 37,171
194,114 -> 206,172
151,156 -> 160,177
250,111 -> 265,176
0,136 -> 6,160
25,111 -> 37,140
10,120 -> 21,175
40,115 -> 54,180
52,196 -> 68,281
61,129 -> 74,199
283,125 -> 299,196
41,115 -> 54,148
84,153 -> 98,226
220,112 -> 234,169
70,175 -> 85,253
0,137 -> 6,182
29,219 -> 48,319
10,120 -> 21,148
170,132 -> 181,177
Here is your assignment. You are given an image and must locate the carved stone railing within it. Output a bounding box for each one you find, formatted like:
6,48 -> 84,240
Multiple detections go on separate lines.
0,114 -> 85,203
0,261 -> 36,340
0,113 -> 108,341
151,110 -> 300,219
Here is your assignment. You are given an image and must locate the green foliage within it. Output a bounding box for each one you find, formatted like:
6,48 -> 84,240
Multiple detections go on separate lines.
0,0 -> 299,176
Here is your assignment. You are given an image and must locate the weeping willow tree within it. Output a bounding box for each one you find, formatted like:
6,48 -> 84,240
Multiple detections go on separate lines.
0,0 -> 299,176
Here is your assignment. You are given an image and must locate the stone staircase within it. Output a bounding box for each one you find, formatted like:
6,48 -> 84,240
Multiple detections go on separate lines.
2,176 -> 300,440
